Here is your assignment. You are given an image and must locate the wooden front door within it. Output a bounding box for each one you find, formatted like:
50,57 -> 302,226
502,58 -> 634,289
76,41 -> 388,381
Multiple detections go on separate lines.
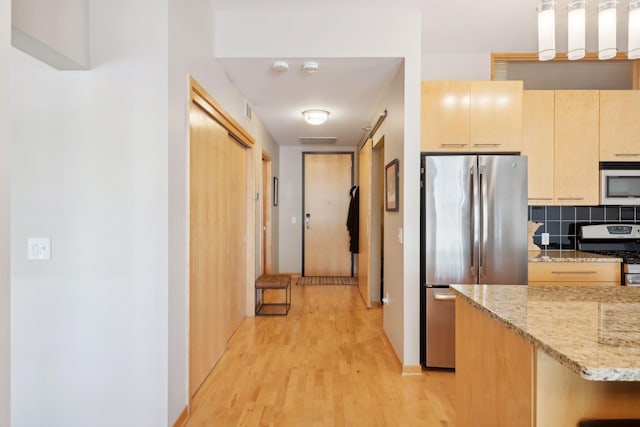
303,152 -> 353,276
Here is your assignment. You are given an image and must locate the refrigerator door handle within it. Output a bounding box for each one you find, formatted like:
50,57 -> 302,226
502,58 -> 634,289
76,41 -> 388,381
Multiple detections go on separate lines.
470,166 -> 475,271
479,165 -> 485,274
434,293 -> 456,301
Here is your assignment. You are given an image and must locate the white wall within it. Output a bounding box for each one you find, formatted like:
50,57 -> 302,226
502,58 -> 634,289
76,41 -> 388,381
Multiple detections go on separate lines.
168,0 -> 280,423
422,53 -> 491,80
215,7 -> 422,365
278,146 -> 356,274
0,0 -> 10,425
367,64 -> 409,362
11,1 -> 168,426
12,0 -> 89,69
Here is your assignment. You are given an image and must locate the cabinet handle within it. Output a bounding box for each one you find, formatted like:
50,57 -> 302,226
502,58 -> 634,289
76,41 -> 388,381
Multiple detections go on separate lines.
615,153 -> 640,157
473,143 -> 502,147
551,271 -> 597,274
528,198 -> 553,201
440,143 -> 467,148
434,293 -> 456,301
557,197 -> 584,201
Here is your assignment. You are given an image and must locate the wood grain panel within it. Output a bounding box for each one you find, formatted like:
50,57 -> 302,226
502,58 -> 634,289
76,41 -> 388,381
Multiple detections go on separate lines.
421,80 -> 471,152
456,296 -> 534,427
536,350 -> 640,426
358,140 -> 372,306
528,262 -> 621,283
304,153 -> 352,276
600,91 -> 640,161
522,91 -> 555,205
554,91 -> 600,205
189,89 -> 249,399
470,80 -> 523,152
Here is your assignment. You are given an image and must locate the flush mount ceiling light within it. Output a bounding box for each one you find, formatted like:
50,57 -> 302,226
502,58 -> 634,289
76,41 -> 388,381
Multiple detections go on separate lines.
302,110 -> 329,125
537,0 -> 640,60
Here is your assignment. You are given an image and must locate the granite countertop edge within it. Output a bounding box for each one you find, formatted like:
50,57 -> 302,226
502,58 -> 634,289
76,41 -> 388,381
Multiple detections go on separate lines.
451,286 -> 640,382
528,250 -> 623,263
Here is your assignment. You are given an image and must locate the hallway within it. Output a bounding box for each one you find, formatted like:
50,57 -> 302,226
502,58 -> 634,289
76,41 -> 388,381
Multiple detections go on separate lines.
185,283 -> 455,426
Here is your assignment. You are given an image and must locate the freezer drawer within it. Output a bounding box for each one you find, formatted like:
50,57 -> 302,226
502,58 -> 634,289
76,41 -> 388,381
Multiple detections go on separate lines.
425,287 -> 456,368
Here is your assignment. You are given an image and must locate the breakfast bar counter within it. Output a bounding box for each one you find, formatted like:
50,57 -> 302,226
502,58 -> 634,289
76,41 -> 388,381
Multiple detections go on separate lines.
451,284 -> 640,427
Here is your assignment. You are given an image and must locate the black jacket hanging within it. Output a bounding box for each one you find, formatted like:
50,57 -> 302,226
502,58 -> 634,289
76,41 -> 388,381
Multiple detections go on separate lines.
346,186 -> 360,253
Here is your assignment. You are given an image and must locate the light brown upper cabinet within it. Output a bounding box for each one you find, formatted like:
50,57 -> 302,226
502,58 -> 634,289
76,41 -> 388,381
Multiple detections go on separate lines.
421,80 -> 523,152
600,90 -> 640,161
522,90 -> 555,205
554,90 -> 600,205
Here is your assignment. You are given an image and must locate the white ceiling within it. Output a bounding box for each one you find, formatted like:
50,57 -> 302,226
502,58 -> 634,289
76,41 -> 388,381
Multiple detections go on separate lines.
213,0 -> 634,147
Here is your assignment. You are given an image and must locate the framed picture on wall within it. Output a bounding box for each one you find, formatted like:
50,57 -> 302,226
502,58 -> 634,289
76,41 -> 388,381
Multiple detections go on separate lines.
273,177 -> 279,207
385,159 -> 399,212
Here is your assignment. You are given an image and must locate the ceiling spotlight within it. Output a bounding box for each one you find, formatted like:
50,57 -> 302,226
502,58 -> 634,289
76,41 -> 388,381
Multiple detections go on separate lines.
302,110 -> 329,125
302,61 -> 319,73
272,61 -> 289,72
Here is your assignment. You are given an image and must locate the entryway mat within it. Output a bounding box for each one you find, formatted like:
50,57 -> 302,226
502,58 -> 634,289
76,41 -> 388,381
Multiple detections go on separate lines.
297,276 -> 358,285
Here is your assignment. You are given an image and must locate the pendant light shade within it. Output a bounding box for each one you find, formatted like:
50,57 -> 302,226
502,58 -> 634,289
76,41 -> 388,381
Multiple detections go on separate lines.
302,110 -> 329,125
629,0 -> 640,59
568,0 -> 587,60
538,0 -> 557,61
599,0 -> 618,60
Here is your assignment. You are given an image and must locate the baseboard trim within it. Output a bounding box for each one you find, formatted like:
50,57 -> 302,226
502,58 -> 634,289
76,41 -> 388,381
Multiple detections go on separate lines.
172,406 -> 189,427
381,329 -> 424,376
401,365 -> 424,376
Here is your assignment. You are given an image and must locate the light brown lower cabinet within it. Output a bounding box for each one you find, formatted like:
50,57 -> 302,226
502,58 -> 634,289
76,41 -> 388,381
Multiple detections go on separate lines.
456,297 -> 640,427
528,262 -> 621,287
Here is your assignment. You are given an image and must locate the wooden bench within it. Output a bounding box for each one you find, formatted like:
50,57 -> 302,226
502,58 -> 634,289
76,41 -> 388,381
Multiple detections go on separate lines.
255,274 -> 291,315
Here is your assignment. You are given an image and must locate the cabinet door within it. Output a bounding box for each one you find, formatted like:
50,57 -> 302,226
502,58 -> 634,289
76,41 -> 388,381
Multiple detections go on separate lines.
421,81 -> 470,152
470,81 -> 523,152
600,90 -> 640,161
522,91 -> 554,205
554,91 -> 599,205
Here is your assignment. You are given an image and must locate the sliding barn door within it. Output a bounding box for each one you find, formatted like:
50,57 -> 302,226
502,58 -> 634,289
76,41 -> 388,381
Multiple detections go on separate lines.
189,98 -> 248,398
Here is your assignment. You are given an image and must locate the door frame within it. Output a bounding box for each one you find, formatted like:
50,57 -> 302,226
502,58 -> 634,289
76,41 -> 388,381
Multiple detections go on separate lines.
301,151 -> 354,277
261,150 -> 273,275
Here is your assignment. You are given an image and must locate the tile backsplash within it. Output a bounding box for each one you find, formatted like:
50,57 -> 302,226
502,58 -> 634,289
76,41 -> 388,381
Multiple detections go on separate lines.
528,205 -> 640,250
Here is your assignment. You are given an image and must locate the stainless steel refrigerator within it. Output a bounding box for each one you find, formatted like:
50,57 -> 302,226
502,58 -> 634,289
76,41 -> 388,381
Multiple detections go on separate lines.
420,155 -> 528,368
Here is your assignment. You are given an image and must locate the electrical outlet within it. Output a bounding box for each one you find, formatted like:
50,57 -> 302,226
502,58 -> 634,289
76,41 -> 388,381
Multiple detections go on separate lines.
541,232 -> 550,246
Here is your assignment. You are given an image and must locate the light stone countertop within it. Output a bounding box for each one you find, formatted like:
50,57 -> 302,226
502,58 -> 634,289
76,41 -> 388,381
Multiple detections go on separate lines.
451,284 -> 640,381
528,250 -> 622,263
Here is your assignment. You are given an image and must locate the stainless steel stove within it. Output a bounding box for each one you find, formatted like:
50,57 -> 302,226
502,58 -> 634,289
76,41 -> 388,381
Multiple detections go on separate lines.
577,223 -> 640,286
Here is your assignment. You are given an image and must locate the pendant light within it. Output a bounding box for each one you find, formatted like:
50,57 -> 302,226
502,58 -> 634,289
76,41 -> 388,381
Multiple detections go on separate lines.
629,0 -> 640,59
568,0 -> 587,60
538,0 -> 557,61
598,0 -> 618,60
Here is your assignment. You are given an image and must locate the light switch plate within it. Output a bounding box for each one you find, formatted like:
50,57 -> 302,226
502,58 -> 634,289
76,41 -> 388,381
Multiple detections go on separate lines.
27,238 -> 51,260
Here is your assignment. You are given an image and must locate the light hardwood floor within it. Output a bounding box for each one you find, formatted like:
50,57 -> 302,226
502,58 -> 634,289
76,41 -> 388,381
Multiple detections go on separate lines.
184,284 -> 455,426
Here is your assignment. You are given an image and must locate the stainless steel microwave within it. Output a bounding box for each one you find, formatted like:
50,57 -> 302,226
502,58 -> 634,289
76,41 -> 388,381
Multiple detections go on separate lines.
601,169 -> 640,205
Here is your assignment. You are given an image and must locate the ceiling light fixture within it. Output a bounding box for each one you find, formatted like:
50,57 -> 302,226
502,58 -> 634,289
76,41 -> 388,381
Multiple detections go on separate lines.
568,0 -> 586,60
538,0 -> 556,61
538,0 -> 640,60
599,0 -> 618,59
629,0 -> 640,59
302,110 -> 329,125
